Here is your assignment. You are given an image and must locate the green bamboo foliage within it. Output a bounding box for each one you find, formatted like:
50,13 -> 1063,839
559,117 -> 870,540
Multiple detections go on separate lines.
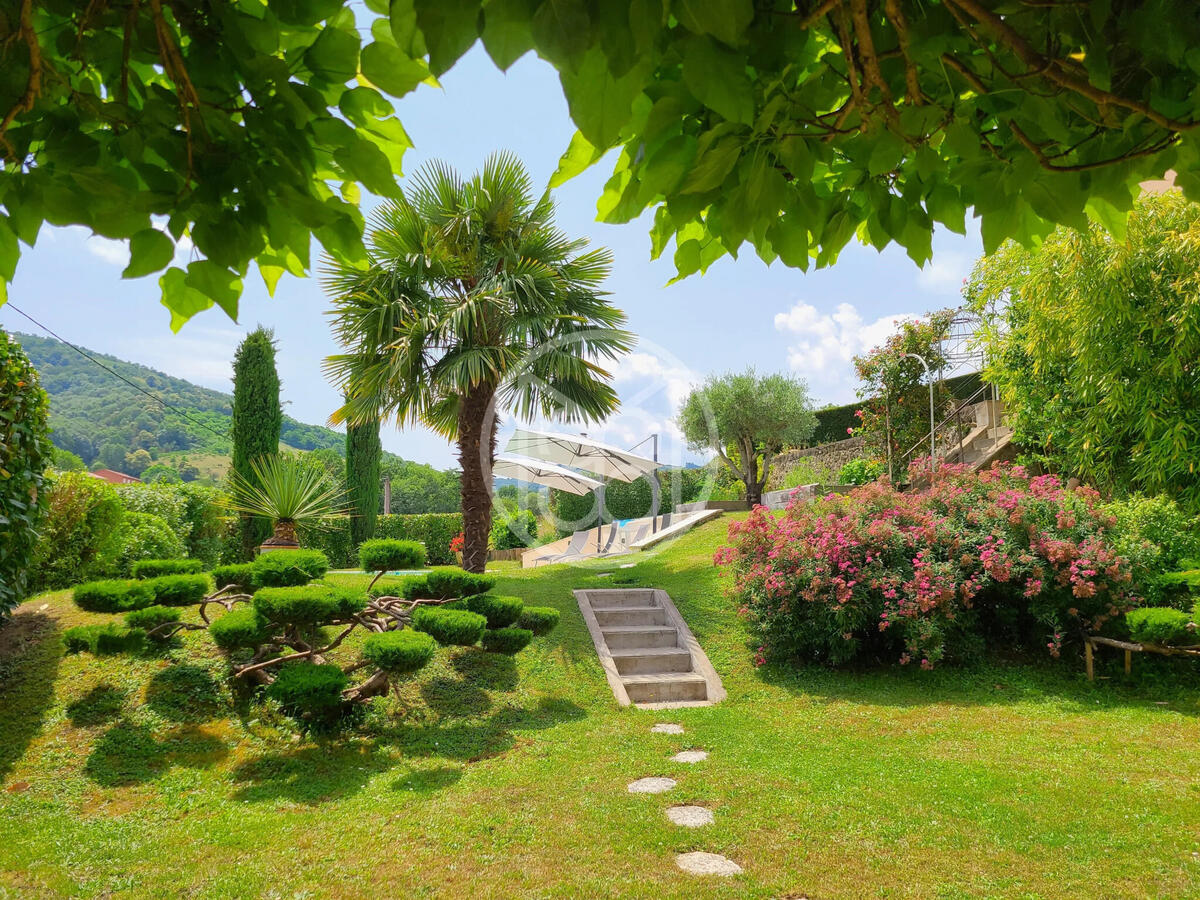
346,419 -> 382,547
231,329 -> 282,558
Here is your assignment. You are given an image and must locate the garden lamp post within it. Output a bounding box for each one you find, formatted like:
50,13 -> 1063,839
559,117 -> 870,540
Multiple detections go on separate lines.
903,353 -> 937,471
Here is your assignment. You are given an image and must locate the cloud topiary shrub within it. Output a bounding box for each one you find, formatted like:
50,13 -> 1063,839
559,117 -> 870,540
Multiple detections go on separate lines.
465,594 -> 523,629
517,606 -> 560,636
212,563 -> 254,590
267,662 -> 347,714
73,579 -> 155,613
146,574 -> 211,606
132,558 -> 204,579
250,549 -> 329,587
359,539 -> 426,573
252,585 -> 363,627
210,608 -> 270,651
362,630 -> 436,675
63,623 -> 146,655
481,627 -> 533,655
125,605 -> 181,638
424,567 -> 495,600
412,607 -> 487,647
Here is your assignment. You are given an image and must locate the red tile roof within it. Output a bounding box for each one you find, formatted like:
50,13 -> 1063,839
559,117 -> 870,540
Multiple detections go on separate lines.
88,469 -> 142,485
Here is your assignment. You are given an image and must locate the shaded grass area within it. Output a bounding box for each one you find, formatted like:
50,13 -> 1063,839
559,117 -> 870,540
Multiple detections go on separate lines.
0,518 -> 1198,898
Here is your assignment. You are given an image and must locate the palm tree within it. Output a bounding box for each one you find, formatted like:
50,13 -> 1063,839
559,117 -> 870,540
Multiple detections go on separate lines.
323,152 -> 634,573
225,454 -> 348,549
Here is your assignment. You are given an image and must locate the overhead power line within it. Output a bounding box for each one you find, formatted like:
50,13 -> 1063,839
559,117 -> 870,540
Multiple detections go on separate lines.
3,302 -> 231,442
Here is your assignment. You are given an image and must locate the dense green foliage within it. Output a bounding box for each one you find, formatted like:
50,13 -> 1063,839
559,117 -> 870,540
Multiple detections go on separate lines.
118,482 -> 231,568
114,512 -> 185,576
516,606 -> 560,636
146,574 -> 210,607
678,369 -> 815,505
358,539 -> 425,573
250,549 -> 330,588
465,594 -> 523,629
361,630 -> 436,675
550,466 -> 709,533
266,663 -> 348,715
481,627 -> 534,655
211,563 -> 253,590
838,458 -> 886,485
209,607 -> 269,651
325,154 -> 632,572
411,607 -> 487,647
381,457 -> 461,514
376,514 -> 463,566
424,567 -> 496,601
0,328 -> 50,618
851,311 -> 952,477
489,507 -> 538,550
1105,495 -> 1200,611
231,329 -> 282,557
62,623 -> 145,656
124,605 -> 181,636
30,472 -> 124,592
73,579 -> 155,614
1125,608 -> 1194,646
346,419 -> 382,546
252,585 -> 363,627
132,558 -> 204,579
970,193 -> 1200,510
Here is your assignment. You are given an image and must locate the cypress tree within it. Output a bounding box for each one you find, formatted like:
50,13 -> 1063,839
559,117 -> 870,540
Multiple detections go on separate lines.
231,328 -> 281,559
346,418 -> 382,548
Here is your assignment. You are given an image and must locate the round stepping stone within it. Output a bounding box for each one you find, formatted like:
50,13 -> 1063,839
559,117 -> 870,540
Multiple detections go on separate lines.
651,723 -> 684,735
666,805 -> 713,828
672,750 -> 708,763
627,776 -> 675,794
675,852 -> 742,876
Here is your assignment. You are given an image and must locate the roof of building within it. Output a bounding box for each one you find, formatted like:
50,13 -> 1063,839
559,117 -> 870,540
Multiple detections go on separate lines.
88,469 -> 142,485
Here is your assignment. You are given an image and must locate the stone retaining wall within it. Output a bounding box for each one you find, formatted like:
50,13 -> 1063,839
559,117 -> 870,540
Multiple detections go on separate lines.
767,436 -> 865,491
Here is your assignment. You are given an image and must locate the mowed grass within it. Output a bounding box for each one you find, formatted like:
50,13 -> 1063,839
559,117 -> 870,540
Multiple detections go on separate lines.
2,516 -> 1200,899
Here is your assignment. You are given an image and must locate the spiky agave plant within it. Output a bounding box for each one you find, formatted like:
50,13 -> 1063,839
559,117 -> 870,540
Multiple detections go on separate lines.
225,455 -> 348,547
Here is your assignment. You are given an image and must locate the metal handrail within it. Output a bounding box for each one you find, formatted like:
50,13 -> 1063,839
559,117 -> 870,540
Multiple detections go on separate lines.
899,381 -> 992,466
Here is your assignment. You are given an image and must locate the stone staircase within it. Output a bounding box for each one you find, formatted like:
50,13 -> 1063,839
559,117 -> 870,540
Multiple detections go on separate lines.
937,398 -> 1015,470
574,588 -> 725,707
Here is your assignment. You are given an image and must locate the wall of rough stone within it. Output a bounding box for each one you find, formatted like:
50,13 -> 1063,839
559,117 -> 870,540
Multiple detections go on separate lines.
767,436 -> 865,490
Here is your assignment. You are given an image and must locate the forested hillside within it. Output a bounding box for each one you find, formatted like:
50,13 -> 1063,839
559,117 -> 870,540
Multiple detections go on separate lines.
14,333 -> 461,512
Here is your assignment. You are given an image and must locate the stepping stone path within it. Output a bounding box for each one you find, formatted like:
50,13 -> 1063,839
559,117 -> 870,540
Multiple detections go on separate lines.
627,777 -> 676,794
667,805 -> 713,828
639,723 -> 742,878
675,851 -> 743,876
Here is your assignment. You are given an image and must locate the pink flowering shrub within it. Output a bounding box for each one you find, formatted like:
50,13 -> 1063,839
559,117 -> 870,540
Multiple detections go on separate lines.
716,461 -> 1138,668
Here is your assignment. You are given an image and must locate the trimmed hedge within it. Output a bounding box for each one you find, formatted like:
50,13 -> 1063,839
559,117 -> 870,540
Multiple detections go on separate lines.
517,606 -> 560,636
412,607 -> 487,647
425,567 -> 496,600
210,607 -> 269,651
267,662 -> 347,712
1126,607 -> 1195,646
125,605 -> 181,636
212,563 -> 254,590
481,627 -> 533,655
376,513 -> 463,566
73,579 -> 155,613
252,585 -> 364,626
63,623 -> 146,655
465,594 -> 523,629
250,549 -> 329,587
146,573 -> 210,606
362,629 -> 436,674
132,558 -> 204,579
359,538 -> 426,573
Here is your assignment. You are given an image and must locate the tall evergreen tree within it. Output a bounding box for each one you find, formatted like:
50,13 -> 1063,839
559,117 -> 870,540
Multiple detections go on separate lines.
346,418 -> 382,547
231,328 -> 281,558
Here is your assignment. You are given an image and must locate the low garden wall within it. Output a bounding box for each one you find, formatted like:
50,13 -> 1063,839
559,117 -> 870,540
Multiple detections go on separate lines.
767,437 -> 864,490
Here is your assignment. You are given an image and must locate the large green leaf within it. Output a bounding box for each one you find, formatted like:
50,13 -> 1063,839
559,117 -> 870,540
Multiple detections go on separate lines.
122,228 -> 175,280
360,41 -> 428,98
412,0 -> 479,75
549,131 -> 603,188
560,47 -> 644,150
673,0 -> 753,47
681,37 -> 754,125
530,0 -> 590,68
305,22 -> 360,82
480,0 -> 537,70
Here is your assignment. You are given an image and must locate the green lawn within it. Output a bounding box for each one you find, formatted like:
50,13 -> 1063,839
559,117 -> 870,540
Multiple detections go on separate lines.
2,517 -> 1199,898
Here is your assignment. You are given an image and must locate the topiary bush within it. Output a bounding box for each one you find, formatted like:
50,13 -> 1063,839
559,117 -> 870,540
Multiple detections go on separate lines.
465,594 -> 524,629
267,662 -> 347,713
358,538 -> 426,572
253,585 -> 363,626
73,579 -> 156,613
412,607 -> 487,647
362,630 -> 436,674
63,623 -> 146,655
1125,608 -> 1195,646
146,573 -> 211,606
0,329 -> 52,621
212,563 -> 254,590
210,608 -> 270,651
376,513 -> 463,565
517,606 -> 560,636
481,627 -> 533,655
125,605 -> 181,637
250,549 -> 329,587
424,567 -> 496,600
132,558 -> 204,579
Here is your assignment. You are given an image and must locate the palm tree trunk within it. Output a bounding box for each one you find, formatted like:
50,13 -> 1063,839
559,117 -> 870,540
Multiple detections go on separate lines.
457,384 -> 497,573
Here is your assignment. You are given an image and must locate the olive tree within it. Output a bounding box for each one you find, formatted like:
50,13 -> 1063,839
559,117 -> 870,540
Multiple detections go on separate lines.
678,369 -> 815,506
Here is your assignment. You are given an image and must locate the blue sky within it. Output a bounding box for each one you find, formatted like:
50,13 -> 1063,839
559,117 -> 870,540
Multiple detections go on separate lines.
0,46 -> 981,471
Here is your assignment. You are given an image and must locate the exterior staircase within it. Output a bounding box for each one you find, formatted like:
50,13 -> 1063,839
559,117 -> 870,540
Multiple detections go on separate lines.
936,397 -> 1015,470
574,588 -> 725,708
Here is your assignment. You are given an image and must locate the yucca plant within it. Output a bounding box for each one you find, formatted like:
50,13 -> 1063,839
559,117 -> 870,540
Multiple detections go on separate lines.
225,455 -> 347,548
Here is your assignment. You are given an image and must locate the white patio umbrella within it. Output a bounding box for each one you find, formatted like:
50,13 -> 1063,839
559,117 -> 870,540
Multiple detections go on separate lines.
492,455 -> 603,495
504,428 -> 659,482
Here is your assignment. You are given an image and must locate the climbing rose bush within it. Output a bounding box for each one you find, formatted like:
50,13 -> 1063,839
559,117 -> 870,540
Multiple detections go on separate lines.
716,462 -> 1137,668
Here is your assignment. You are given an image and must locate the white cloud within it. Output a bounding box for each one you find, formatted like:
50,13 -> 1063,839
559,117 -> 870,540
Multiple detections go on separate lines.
84,235 -> 129,267
916,251 -> 971,295
611,351 -> 699,412
774,300 -> 919,402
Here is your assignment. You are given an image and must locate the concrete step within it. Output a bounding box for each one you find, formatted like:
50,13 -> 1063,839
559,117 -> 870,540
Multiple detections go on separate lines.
610,646 -> 694,676
621,672 -> 708,704
588,589 -> 658,609
601,625 -> 679,650
593,606 -> 668,628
